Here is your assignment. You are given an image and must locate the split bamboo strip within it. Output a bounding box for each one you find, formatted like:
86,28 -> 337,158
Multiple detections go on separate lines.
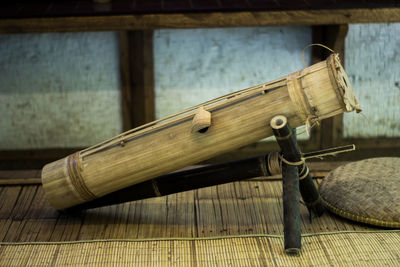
0,231 -> 399,266
42,54 -> 360,210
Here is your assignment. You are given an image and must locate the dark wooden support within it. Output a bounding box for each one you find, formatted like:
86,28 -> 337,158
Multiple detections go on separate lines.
312,25 -> 348,148
271,115 -> 325,217
271,115 -> 301,255
281,160 -> 301,255
119,30 -> 155,131
67,154 -> 273,210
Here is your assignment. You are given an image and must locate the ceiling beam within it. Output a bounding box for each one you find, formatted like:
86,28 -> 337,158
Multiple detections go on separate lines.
1,8 -> 400,34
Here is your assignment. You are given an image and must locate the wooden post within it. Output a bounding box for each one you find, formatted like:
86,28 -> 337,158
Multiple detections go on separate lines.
312,25 -> 349,148
119,30 -> 155,131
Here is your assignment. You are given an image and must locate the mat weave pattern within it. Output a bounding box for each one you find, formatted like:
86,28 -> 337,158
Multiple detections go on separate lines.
320,158 -> 400,228
1,231 -> 399,266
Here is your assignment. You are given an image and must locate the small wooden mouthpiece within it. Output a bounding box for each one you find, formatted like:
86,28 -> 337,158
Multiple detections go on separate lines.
270,115 -> 288,130
192,107 -> 211,133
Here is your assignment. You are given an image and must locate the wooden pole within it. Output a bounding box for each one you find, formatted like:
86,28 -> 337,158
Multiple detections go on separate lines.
271,115 -> 301,255
272,115 -> 325,216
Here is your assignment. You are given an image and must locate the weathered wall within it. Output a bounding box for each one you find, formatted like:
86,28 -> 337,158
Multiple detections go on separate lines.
344,23 -> 400,138
154,26 -> 312,117
0,32 -> 122,149
154,26 -> 312,140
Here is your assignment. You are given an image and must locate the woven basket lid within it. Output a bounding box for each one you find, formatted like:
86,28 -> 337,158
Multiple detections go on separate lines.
320,157 -> 400,228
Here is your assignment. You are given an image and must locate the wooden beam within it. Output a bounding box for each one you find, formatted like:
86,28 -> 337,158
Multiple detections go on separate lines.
119,31 -> 133,131
1,8 -> 400,33
312,25 -> 349,148
0,148 -> 82,170
119,30 -> 155,130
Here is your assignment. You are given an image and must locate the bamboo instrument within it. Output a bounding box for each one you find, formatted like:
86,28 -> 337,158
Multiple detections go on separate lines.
42,54 -> 360,210
66,144 -> 354,211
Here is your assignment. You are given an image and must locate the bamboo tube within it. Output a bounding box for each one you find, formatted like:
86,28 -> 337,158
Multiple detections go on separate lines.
66,144 -> 353,211
271,115 -> 301,255
42,54 -> 360,210
67,155 -> 272,211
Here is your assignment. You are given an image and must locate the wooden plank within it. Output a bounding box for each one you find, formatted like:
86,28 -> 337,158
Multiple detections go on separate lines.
119,30 -> 155,129
0,169 -> 42,185
0,178 -> 41,185
0,170 -> 40,179
119,31 -> 134,131
0,148 -> 81,170
1,8 -> 400,33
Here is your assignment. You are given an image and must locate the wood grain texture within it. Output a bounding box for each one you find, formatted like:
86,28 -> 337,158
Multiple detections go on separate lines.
312,25 -> 349,148
0,8 -> 399,33
119,30 -> 155,130
42,54 -> 358,210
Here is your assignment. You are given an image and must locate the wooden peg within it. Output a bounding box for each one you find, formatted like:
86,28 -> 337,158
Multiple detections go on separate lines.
191,106 -> 211,133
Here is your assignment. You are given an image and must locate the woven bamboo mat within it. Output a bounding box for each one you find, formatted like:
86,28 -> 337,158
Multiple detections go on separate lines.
1,231 -> 400,266
0,164 -> 399,265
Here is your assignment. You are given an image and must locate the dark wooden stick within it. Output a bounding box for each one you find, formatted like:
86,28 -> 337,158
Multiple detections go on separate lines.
281,161 -> 301,255
273,117 -> 325,217
271,115 -> 301,255
66,155 -> 272,211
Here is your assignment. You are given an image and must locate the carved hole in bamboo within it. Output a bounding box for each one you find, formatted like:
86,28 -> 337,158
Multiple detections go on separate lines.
198,127 -> 209,133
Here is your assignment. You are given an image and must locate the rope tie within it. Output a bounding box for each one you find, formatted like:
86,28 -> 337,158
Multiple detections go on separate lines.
267,152 -> 307,177
299,165 -> 309,180
278,154 -> 305,166
267,152 -> 282,175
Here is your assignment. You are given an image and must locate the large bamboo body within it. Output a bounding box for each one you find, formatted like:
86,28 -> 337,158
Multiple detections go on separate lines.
42,54 -> 360,210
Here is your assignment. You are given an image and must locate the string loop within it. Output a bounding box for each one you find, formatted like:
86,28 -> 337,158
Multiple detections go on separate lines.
267,152 -> 306,177
302,43 -> 336,68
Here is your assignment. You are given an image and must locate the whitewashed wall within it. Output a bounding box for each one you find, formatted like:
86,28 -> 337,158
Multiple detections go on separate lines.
344,23 -> 400,138
0,27 -> 314,150
154,26 -> 312,140
0,32 -> 122,149
154,26 -> 312,117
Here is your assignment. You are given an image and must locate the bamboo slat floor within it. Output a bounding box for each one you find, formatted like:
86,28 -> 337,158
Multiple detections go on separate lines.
0,163 -> 399,266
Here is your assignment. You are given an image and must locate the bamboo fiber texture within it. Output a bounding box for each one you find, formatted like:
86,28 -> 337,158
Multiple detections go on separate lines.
320,158 -> 400,228
42,54 -> 361,210
1,231 -> 400,266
